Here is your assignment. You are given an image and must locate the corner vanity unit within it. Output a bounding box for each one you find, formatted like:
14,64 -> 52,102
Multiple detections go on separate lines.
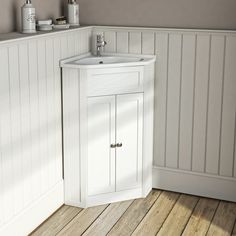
61,53 -> 156,208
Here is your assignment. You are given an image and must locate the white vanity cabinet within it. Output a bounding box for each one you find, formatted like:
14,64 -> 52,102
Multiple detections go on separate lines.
61,53 -> 155,208
88,93 -> 143,196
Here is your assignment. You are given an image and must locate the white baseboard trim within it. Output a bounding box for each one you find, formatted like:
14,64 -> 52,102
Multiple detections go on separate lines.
152,166 -> 236,202
0,181 -> 64,236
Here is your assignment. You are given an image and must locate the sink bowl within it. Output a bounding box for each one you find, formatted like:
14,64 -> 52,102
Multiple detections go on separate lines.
74,55 -> 146,65
60,53 -> 156,69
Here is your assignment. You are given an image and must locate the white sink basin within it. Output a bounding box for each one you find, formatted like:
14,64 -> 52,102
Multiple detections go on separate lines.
74,55 -> 146,65
60,53 -> 156,69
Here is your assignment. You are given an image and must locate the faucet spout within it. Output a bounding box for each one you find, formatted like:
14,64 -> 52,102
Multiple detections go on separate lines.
96,34 -> 107,56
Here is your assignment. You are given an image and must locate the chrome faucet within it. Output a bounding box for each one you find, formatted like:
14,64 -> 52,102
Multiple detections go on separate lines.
96,34 -> 107,56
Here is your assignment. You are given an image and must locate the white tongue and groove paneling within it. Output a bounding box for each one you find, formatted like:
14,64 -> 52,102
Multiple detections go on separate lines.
220,36 -> 236,177
192,35 -> 210,173
60,35 -> 68,59
154,33 -> 169,167
117,32 -> 129,53
28,40 -> 41,201
46,38 -> 56,190
142,32 -> 155,54
8,45 -> 23,216
165,34 -> 182,169
37,39 -> 48,195
0,47 -> 12,224
53,37 -> 63,184
0,27 -> 92,235
104,31 -> 117,52
96,26 -> 236,201
205,36 -> 225,175
129,32 -> 142,54
19,43 -> 32,208
178,34 -> 196,171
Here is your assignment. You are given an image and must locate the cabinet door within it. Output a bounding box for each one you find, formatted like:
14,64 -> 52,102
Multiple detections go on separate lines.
88,96 -> 116,196
116,93 -> 143,191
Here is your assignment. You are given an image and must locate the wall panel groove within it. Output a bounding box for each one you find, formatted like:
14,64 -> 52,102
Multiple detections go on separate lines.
164,33 -> 169,168
218,36 -> 227,176
220,36 -> 236,177
179,34 -> 195,171
206,35 -> 225,175
116,32 -> 129,53
166,34 -> 182,168
154,33 -> 168,167
177,34 -> 183,169
190,34 -> 197,172
204,35 -> 212,173
192,35 -> 210,173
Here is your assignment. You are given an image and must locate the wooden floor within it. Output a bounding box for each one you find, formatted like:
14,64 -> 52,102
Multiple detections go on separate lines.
30,190 -> 236,236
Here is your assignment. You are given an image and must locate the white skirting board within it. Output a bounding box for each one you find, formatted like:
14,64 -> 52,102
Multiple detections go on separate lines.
0,181 -> 64,236
152,167 -> 236,202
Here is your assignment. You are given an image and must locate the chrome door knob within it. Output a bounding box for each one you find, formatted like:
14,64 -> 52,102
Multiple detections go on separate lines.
116,143 -> 123,147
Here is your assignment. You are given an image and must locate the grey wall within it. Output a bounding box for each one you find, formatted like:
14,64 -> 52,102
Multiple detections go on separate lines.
0,0 -> 64,33
78,0 -> 236,30
1,0 -> 236,34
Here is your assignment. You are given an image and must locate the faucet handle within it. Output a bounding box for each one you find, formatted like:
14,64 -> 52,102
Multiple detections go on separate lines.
97,34 -> 104,42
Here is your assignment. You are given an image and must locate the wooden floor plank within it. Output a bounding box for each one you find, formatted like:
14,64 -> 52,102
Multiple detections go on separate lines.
30,205 -> 82,236
132,191 -> 180,236
182,198 -> 219,236
57,204 -> 108,236
157,194 -> 199,236
107,190 -> 161,236
232,220 -> 236,236
83,200 -> 133,236
207,201 -> 236,236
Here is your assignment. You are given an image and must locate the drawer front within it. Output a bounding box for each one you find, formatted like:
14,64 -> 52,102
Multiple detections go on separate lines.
87,67 -> 144,96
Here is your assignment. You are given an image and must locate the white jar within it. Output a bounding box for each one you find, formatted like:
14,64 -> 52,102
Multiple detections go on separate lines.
21,0 -> 36,34
67,0 -> 79,26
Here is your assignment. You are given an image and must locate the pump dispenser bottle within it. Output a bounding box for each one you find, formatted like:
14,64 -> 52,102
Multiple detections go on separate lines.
21,0 -> 36,34
67,0 -> 79,26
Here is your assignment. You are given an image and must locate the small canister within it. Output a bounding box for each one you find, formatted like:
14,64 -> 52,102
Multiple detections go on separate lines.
67,0 -> 80,26
21,0 -> 36,33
